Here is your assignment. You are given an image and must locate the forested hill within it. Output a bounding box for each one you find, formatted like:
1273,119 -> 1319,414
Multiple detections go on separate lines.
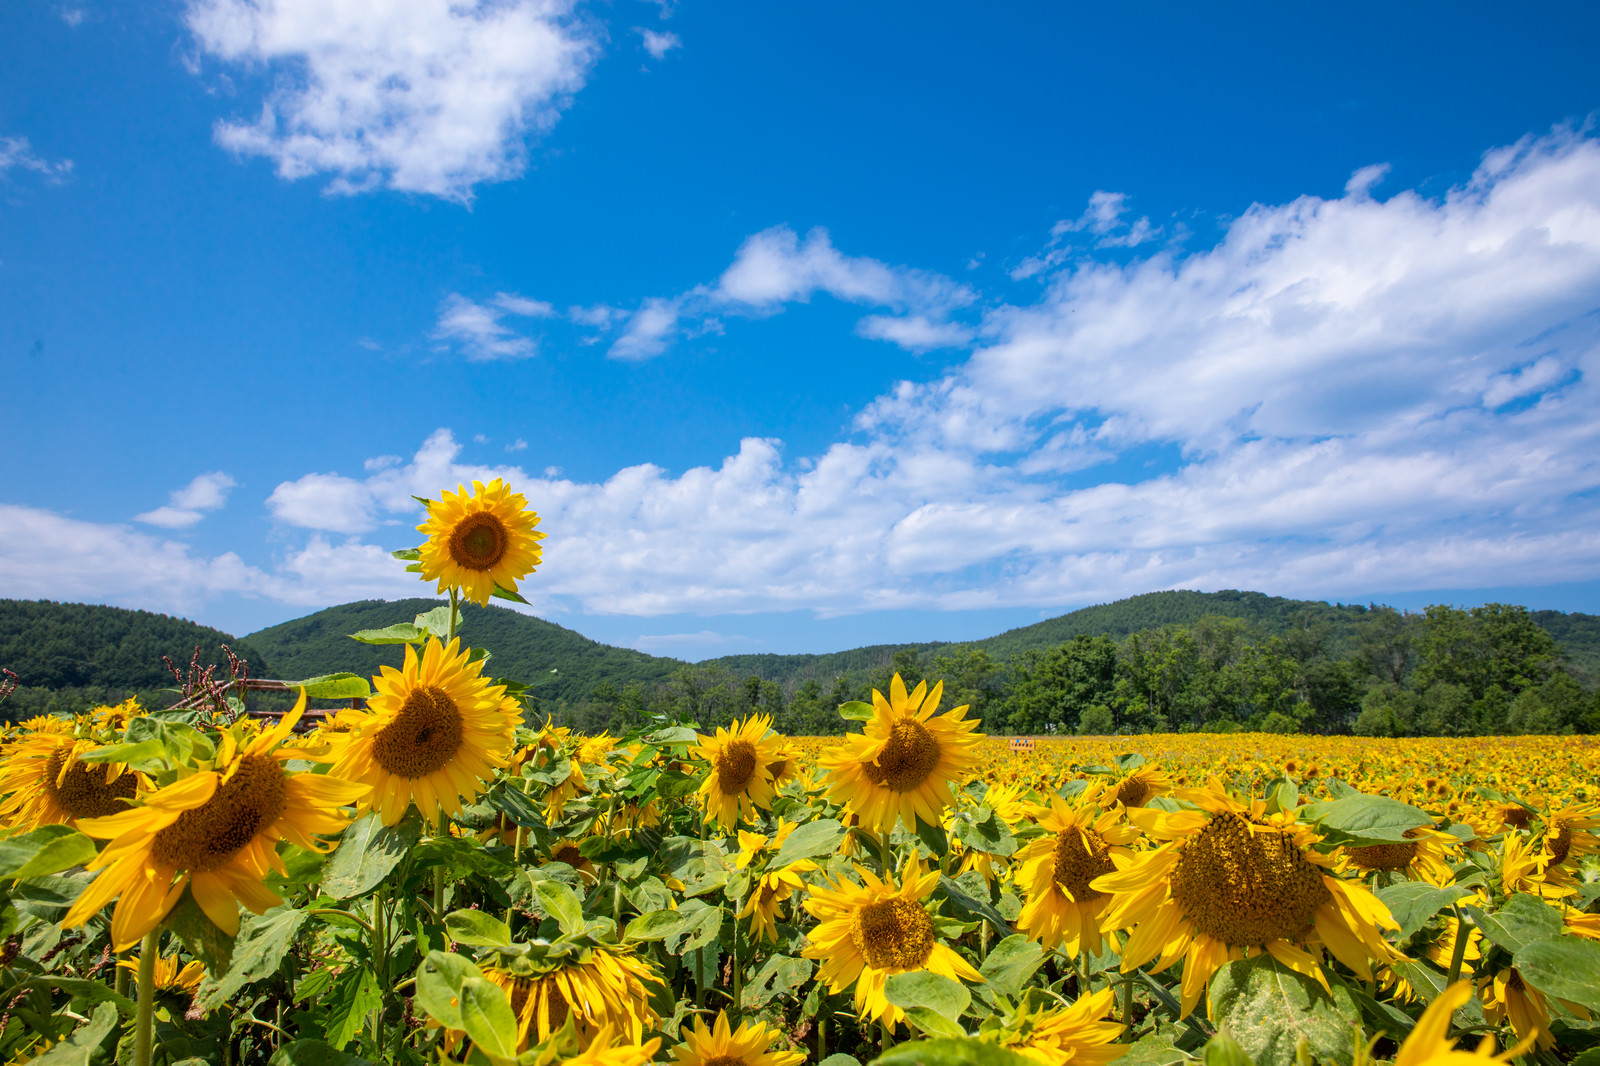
0,599 -> 274,721
244,599 -> 684,709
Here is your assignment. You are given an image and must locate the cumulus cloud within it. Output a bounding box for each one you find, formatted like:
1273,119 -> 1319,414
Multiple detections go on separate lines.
135,472 -> 238,528
434,292 -> 550,360
715,226 -> 975,314
609,297 -> 682,360
637,28 -> 680,59
185,0 -> 600,202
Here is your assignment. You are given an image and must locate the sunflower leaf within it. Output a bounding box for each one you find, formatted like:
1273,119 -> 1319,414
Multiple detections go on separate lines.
490,583 -> 530,605
0,825 -> 96,881
871,1037 -> 1036,1066
486,779 -> 546,828
321,967 -> 382,1052
742,955 -> 813,1010
287,673 -> 372,700
1513,934 -> 1600,1007
1464,892 -> 1563,956
347,623 -> 428,645
772,819 -> 845,867
887,971 -> 971,1021
458,976 -> 519,1061
532,879 -> 586,938
1299,794 -> 1433,845
28,1001 -> 118,1066
321,811 -> 423,900
446,908 -> 515,949
415,951 -> 486,1031
1207,955 -> 1358,1066
624,909 -> 683,942
165,890 -> 236,975
838,701 -> 874,722
268,1040 -> 378,1066
937,874 -> 1013,936
978,934 -> 1044,998
198,905 -> 308,1010
1375,881 -> 1474,942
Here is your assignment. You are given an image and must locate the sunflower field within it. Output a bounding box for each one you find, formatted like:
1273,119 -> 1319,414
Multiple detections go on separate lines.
2,482 -> 1600,1066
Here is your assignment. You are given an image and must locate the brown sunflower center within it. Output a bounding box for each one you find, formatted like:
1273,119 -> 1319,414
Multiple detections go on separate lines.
448,513 -> 509,572
766,757 -> 790,779
1170,812 -> 1331,948
1116,776 -> 1151,808
1052,826 -> 1114,902
1548,824 -> 1572,866
371,686 -> 466,779
850,897 -> 936,971
151,754 -> 287,872
552,844 -> 584,866
44,750 -> 137,819
1501,806 -> 1531,829
714,739 -> 759,793
861,718 -> 942,792
1347,840 -> 1418,871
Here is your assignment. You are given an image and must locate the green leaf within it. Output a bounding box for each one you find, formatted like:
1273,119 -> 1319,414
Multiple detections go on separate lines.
391,547 -> 423,561
961,811 -> 1017,858
773,818 -> 846,867
646,725 -> 699,746
819,1057 -> 862,1066
0,825 -> 96,881
416,951 -> 486,1031
445,909 -> 515,949
487,780 -> 546,828
490,584 -> 530,605
30,1001 -> 119,1066
1203,1032 -> 1255,1066
76,736 -> 167,771
838,701 -> 874,722
1514,935 -> 1600,1007
414,605 -> 455,637
1300,794 -> 1433,846
458,977 -> 519,1061
198,905 -> 308,1010
1114,1030 -> 1192,1066
165,889 -> 235,974
938,874 -> 1013,935
532,879 -> 586,937
348,622 -> 428,645
666,899 -> 724,954
871,1037 -> 1037,1066
1207,956 -> 1359,1066
269,1041 -> 378,1066
320,811 -> 423,899
624,909 -> 683,942
1375,881 -> 1474,942
885,972 -> 971,1031
915,815 -> 949,857
322,967 -> 382,1052
742,955 -> 813,1010
1465,892 -> 1564,956
978,934 -> 1044,998
288,673 -> 372,700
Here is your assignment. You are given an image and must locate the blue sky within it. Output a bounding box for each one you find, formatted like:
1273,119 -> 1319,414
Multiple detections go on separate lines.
4,1 -> 1600,662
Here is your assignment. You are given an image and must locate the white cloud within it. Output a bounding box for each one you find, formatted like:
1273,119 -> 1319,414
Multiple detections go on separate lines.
716,226 -> 975,314
608,297 -> 681,361
135,472 -> 238,528
1012,189 -> 1161,278
856,314 -> 974,351
507,438 -> 529,452
185,0 -> 600,202
636,28 -> 680,59
434,293 -> 541,360
0,136 -> 74,183
266,473 -> 375,533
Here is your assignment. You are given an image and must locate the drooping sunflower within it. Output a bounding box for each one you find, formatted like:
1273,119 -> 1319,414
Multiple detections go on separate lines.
1015,791 -> 1140,957
0,729 -> 142,831
1393,981 -> 1535,1066
670,1010 -> 804,1066
62,693 -> 367,949
802,856 -> 983,1028
820,674 -> 984,836
694,714 -> 785,830
1101,764 -> 1174,810
1477,967 -> 1573,1052
558,1024 -> 662,1066
328,637 -> 519,827
117,953 -> 206,995
1535,804 -> 1600,885
417,478 -> 546,606
738,859 -> 817,943
979,987 -> 1126,1066
1093,780 -> 1399,1018
1340,825 -> 1460,886
480,946 -> 664,1050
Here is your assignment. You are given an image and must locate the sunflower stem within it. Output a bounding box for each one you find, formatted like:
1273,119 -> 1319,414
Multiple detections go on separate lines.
370,884 -> 388,1051
134,929 -> 157,1066
1445,903 -> 1472,991
113,951 -> 129,1000
434,810 -> 448,917
447,588 -> 459,644
818,1013 -> 827,1061
881,1018 -> 894,1055
1121,971 -> 1135,1027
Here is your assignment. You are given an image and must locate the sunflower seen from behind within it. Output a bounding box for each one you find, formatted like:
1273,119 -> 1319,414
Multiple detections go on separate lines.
670,1010 -> 803,1066
417,478 -> 545,606
62,692 -> 366,948
329,637 -> 519,827
820,673 -> 983,836
802,855 -> 983,1028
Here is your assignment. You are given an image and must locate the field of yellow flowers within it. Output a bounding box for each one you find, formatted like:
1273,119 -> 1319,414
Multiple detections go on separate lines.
1,480 -> 1598,1066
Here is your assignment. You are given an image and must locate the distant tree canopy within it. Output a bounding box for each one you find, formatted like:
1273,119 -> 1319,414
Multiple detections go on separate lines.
3,594 -> 1597,736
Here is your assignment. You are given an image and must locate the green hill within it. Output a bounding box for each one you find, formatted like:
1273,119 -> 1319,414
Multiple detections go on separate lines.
243,599 -> 685,709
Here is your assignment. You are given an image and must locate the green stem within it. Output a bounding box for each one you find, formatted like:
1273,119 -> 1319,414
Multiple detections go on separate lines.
434,810 -> 448,917
134,930 -> 158,1066
818,1014 -> 827,1061
1445,904 -> 1472,991
370,885 -> 388,1050
447,588 -> 459,644
113,952 -> 129,1001
304,908 -> 375,935
881,1018 -> 894,1055
1121,972 -> 1135,1027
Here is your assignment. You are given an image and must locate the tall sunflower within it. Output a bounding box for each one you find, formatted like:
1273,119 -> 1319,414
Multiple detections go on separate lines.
694,714 -> 785,830
328,637 -> 519,827
62,693 -> 367,949
1015,792 -> 1139,957
417,478 -> 545,606
802,856 -> 983,1028
670,1010 -> 804,1066
820,674 -> 983,836
0,729 -> 141,831
1092,780 -> 1398,1018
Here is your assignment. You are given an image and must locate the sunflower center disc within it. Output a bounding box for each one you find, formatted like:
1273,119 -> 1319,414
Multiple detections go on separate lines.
44,750 -> 137,819
851,897 -> 936,970
714,739 -> 759,793
151,754 -> 288,872
1170,812 -> 1330,947
862,718 -> 942,792
553,844 -> 584,866
1116,777 -> 1151,808
448,513 -> 509,571
1347,841 -> 1419,871
372,686 -> 466,779
1548,825 -> 1572,865
1502,807 -> 1531,829
1052,827 -> 1114,902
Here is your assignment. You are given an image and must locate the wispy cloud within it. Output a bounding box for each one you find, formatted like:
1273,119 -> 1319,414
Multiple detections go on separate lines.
185,0 -> 601,203
433,293 -> 553,360
0,136 -> 74,183
636,28 -> 681,59
135,472 -> 237,529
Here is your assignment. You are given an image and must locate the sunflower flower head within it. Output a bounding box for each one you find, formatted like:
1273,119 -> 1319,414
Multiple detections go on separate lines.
820,674 -> 984,836
417,478 -> 546,607
978,987 -> 1126,1066
1015,792 -> 1140,957
669,1009 -> 804,1066
694,715 -> 785,830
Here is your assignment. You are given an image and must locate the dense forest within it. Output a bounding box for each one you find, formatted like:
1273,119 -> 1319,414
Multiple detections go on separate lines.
2,594 -> 1597,737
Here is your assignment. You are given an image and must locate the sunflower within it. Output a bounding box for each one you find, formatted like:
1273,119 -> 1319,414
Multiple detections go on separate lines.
480,946 -> 663,1049
980,987 -> 1126,1066
1093,780 -> 1399,1018
117,953 -> 206,995
670,1010 -> 804,1066
1101,765 -> 1174,810
738,859 -> 816,943
820,674 -> 984,836
1015,792 -> 1140,957
1391,982 -> 1534,1066
559,1025 -> 662,1066
62,693 -> 366,948
1536,803 -> 1600,884
802,855 -> 983,1028
1478,968 -> 1567,1051
417,478 -> 545,606
0,730 -> 141,831
1341,825 -> 1459,886
694,715 -> 785,830
328,637 -> 519,827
